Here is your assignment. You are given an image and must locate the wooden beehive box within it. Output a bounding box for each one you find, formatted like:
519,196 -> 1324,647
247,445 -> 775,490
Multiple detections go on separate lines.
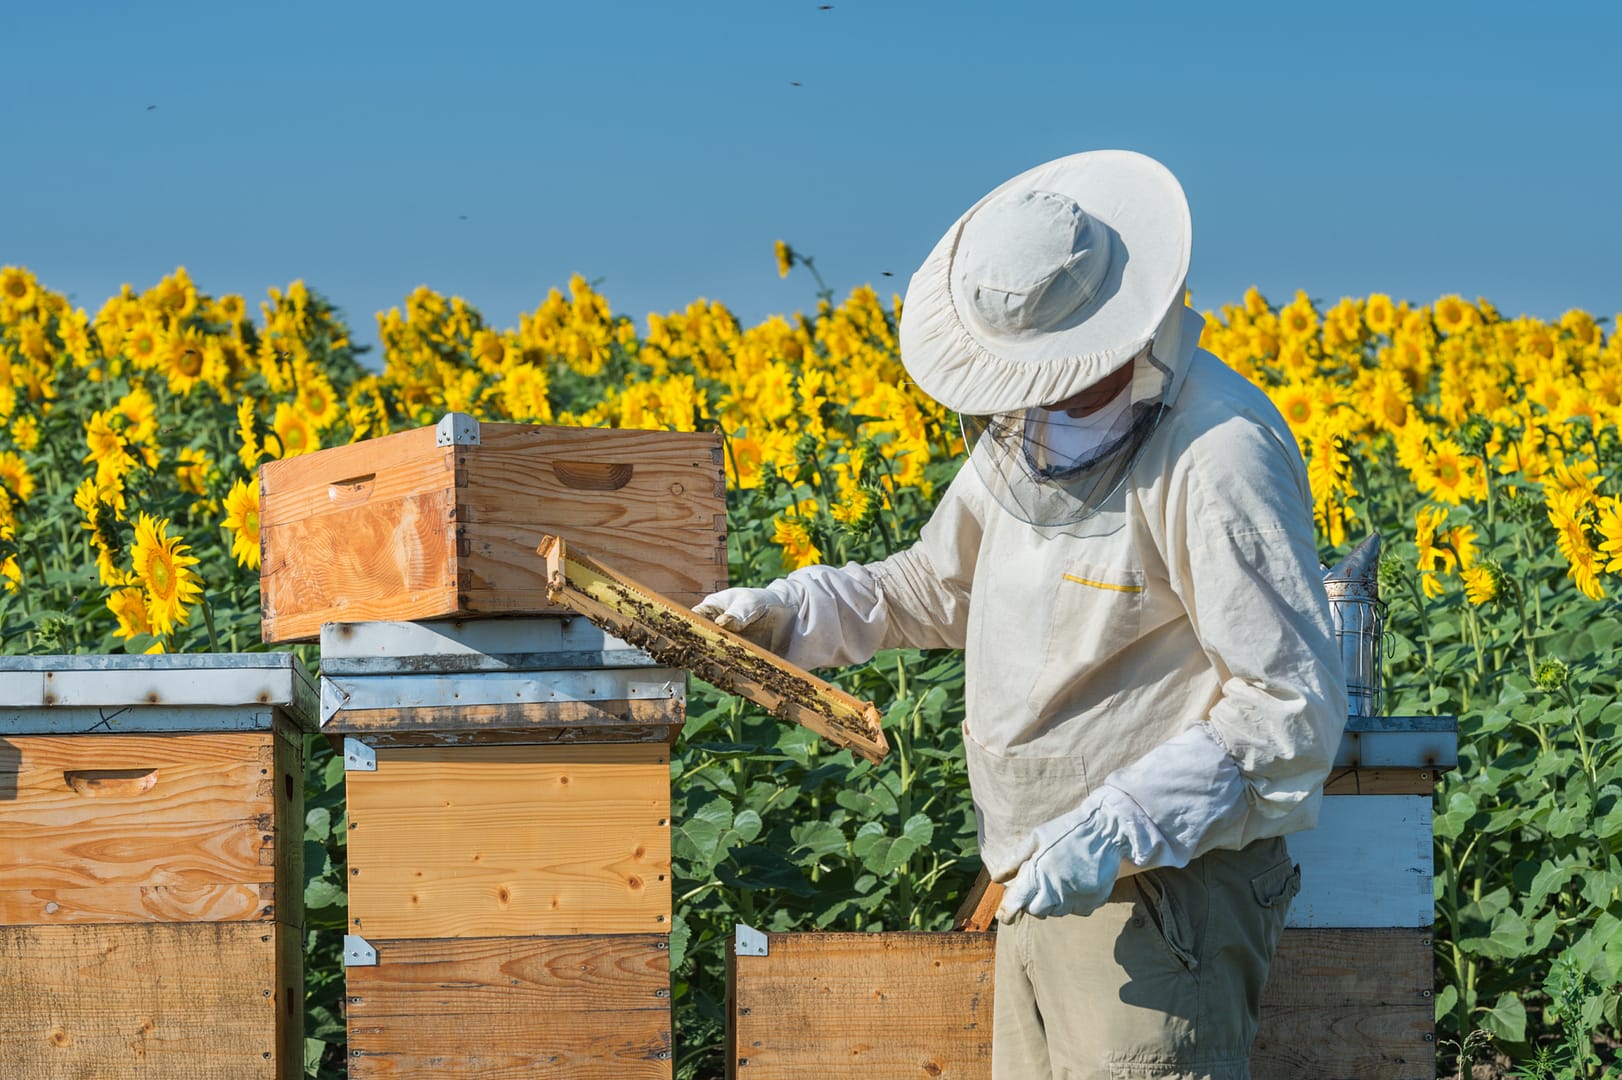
0,654 -> 316,1080
258,413 -> 728,643
322,618 -> 679,1077
728,715 -> 1456,1080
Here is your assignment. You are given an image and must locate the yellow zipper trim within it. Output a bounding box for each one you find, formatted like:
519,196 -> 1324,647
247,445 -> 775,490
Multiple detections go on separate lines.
1061,572 -> 1144,594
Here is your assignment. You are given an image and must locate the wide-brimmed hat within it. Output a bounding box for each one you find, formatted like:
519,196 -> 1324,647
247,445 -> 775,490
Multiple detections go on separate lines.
899,150 -> 1193,416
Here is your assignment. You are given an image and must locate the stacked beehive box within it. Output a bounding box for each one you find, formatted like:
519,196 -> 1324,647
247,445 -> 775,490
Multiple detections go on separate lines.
259,414 -> 727,1077
728,713 -> 1457,1080
0,654 -> 315,1079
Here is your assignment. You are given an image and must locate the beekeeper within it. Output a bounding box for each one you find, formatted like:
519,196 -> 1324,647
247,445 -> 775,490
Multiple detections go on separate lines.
697,150 -> 1347,1078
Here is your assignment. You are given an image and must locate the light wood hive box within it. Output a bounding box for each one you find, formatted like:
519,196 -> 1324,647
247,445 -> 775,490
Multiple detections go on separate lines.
258,413 -> 728,643
322,618 -> 682,1078
728,715 -> 1456,1080
0,654 -> 317,1080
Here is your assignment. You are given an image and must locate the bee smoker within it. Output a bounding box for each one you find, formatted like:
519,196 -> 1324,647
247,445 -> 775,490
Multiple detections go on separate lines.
1323,533 -> 1384,717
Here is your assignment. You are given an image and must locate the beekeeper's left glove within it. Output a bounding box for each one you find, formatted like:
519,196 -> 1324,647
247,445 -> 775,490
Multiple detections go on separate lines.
996,723 -> 1248,921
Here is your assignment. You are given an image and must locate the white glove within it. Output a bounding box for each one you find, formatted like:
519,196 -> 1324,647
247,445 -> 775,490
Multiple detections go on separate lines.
694,563 -> 890,669
996,723 -> 1248,921
693,581 -> 798,654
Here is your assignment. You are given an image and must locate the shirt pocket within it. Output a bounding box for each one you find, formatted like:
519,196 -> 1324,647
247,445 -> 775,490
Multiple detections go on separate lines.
1026,559 -> 1147,719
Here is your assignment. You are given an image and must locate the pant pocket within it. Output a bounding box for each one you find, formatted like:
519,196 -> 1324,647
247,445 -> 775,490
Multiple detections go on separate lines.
1249,857 -> 1301,909
1133,870 -> 1200,972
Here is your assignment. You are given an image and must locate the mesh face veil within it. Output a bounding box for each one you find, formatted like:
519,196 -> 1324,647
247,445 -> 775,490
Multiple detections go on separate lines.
961,346 -> 1177,526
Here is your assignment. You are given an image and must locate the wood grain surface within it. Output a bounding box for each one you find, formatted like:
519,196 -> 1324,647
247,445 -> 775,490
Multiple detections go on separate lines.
346,743 -> 671,938
1252,927 -> 1435,1080
0,732 -> 280,924
730,932 -> 996,1079
729,928 -> 1433,1080
346,934 -> 670,1079
0,921 -> 291,1078
258,421 -> 728,641
1322,767 -> 1438,795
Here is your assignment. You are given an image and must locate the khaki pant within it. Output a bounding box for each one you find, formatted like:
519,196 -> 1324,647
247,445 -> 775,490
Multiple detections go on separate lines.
994,836 -> 1300,1080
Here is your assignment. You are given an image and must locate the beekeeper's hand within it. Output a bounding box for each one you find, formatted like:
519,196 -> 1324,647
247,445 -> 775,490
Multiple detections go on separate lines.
996,788 -> 1133,920
996,723 -> 1249,921
694,581 -> 798,654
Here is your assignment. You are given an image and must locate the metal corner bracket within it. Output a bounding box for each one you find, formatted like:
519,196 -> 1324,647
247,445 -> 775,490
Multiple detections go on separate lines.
344,934 -> 378,966
343,737 -> 376,772
319,679 -> 349,727
734,924 -> 768,957
436,412 -> 480,446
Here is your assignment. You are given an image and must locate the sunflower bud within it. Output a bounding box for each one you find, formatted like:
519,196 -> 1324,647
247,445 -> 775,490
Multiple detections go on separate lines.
1533,657 -> 1569,691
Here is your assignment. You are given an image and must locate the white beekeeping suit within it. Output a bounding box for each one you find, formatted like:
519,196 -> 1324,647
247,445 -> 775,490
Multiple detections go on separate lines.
698,150 -> 1346,1080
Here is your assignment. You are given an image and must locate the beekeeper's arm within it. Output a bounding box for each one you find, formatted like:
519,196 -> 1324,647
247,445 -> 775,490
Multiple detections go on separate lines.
998,413 -> 1346,919
694,464 -> 983,668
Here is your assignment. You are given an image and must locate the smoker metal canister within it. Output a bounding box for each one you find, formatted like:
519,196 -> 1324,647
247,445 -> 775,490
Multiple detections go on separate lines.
1323,533 -> 1384,717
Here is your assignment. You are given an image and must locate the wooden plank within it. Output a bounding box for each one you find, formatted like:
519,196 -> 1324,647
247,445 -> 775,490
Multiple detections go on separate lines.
541,535 -> 889,764
0,883 -> 266,924
346,934 -> 670,1079
952,869 -> 1000,932
728,928 -> 1432,1080
1322,767 -> 1437,795
273,722 -> 304,932
260,489 -> 459,642
1253,928 -> 1434,1080
326,697 -> 684,736
275,919 -> 304,1080
0,732 -> 275,923
257,425 -> 448,526
347,743 -> 671,938
0,921 -> 282,1078
730,932 -> 996,1079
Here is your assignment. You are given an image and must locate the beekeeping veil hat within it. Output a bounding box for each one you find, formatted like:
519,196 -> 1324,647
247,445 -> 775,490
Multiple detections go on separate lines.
899,149 -> 1205,525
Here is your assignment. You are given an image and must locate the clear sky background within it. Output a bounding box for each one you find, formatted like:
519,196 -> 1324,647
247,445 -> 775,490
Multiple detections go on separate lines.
4,1 -> 1618,364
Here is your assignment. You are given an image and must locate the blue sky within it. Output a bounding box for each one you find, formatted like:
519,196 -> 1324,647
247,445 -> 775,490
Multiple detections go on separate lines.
4,1 -> 1618,362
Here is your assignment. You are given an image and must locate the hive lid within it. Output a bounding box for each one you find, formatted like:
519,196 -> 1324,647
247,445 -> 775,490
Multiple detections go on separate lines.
0,653 -> 319,733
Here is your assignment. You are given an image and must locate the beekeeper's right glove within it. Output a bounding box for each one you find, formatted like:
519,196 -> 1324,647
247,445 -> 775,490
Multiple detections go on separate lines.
694,563 -> 890,669
694,581 -> 798,654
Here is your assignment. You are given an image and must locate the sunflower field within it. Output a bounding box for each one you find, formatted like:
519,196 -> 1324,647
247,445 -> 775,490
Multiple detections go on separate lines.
1,255 -> 1618,1077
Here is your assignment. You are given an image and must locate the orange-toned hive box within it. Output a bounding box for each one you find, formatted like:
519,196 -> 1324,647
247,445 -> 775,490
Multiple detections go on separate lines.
0,654 -> 316,1079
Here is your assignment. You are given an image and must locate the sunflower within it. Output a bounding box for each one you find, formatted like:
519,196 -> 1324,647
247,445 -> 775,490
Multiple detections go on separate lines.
1596,497 -> 1622,573
1547,488 -> 1603,600
161,328 -> 209,396
772,512 -> 822,570
0,451 -> 36,507
124,318 -> 163,369
0,266 -> 36,311
1415,505 -> 1455,598
176,447 -> 212,497
222,476 -> 261,569
10,414 -> 39,451
107,586 -> 152,640
1363,293 -> 1397,337
296,375 -> 342,431
1415,438 -> 1477,505
271,401 -> 318,458
775,240 -> 794,279
129,513 -> 203,637
1432,295 -> 1476,336
1461,562 -> 1501,606
1278,292 -> 1319,339
83,411 -> 135,483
